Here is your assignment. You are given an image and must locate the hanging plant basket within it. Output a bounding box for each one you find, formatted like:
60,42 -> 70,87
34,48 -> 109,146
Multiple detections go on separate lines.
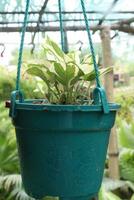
6,0 -> 120,199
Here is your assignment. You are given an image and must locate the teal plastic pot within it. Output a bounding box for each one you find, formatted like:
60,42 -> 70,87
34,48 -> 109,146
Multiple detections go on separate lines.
11,100 -> 119,200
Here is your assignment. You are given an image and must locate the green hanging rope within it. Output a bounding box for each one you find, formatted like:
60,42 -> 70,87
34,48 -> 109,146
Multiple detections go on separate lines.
58,0 -> 65,52
80,0 -> 101,88
16,0 -> 100,90
16,0 -> 30,91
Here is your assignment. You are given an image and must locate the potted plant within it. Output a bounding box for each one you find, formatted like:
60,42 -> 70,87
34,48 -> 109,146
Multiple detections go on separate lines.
7,37 -> 120,200
26,37 -> 112,105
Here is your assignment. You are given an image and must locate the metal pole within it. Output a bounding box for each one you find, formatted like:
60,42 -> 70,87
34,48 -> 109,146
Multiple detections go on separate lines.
62,0 -> 69,53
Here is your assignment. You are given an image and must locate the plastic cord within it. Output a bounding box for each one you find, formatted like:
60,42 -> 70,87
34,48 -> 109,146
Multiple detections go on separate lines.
80,0 -> 101,88
16,0 -> 30,91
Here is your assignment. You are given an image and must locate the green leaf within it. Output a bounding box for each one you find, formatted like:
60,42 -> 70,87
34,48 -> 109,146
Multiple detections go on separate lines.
118,120 -> 134,149
70,51 -> 81,65
26,67 -> 49,86
54,62 -> 65,78
81,54 -> 92,65
66,64 -> 75,85
54,62 -> 75,86
99,186 -> 121,200
98,187 -> 106,200
54,63 -> 67,85
46,37 -> 65,59
106,192 -> 121,200
119,149 -> 134,182
45,70 -> 56,84
99,67 -> 113,76
126,181 -> 134,192
103,178 -> 126,191
27,63 -> 45,68
83,67 -> 112,82
70,73 -> 82,85
83,70 -> 96,81
55,74 -> 66,85
42,60 -> 52,68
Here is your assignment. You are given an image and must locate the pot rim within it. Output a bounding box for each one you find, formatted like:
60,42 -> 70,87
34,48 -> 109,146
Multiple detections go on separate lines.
14,99 -> 120,112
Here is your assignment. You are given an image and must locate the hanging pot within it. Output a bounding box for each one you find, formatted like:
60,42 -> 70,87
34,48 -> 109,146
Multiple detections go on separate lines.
7,92 -> 120,200
6,0 -> 120,199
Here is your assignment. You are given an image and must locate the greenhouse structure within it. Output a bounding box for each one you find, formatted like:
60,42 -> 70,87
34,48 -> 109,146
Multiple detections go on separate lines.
0,0 -> 134,200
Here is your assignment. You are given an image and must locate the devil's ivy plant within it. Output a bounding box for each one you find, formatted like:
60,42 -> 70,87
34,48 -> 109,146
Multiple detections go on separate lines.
26,37 -> 111,104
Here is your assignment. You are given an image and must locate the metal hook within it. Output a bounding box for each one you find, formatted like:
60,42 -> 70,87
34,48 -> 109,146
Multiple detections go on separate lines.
0,43 -> 5,57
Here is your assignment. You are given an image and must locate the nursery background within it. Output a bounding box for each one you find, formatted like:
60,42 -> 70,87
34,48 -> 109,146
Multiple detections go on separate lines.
0,0 -> 134,199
